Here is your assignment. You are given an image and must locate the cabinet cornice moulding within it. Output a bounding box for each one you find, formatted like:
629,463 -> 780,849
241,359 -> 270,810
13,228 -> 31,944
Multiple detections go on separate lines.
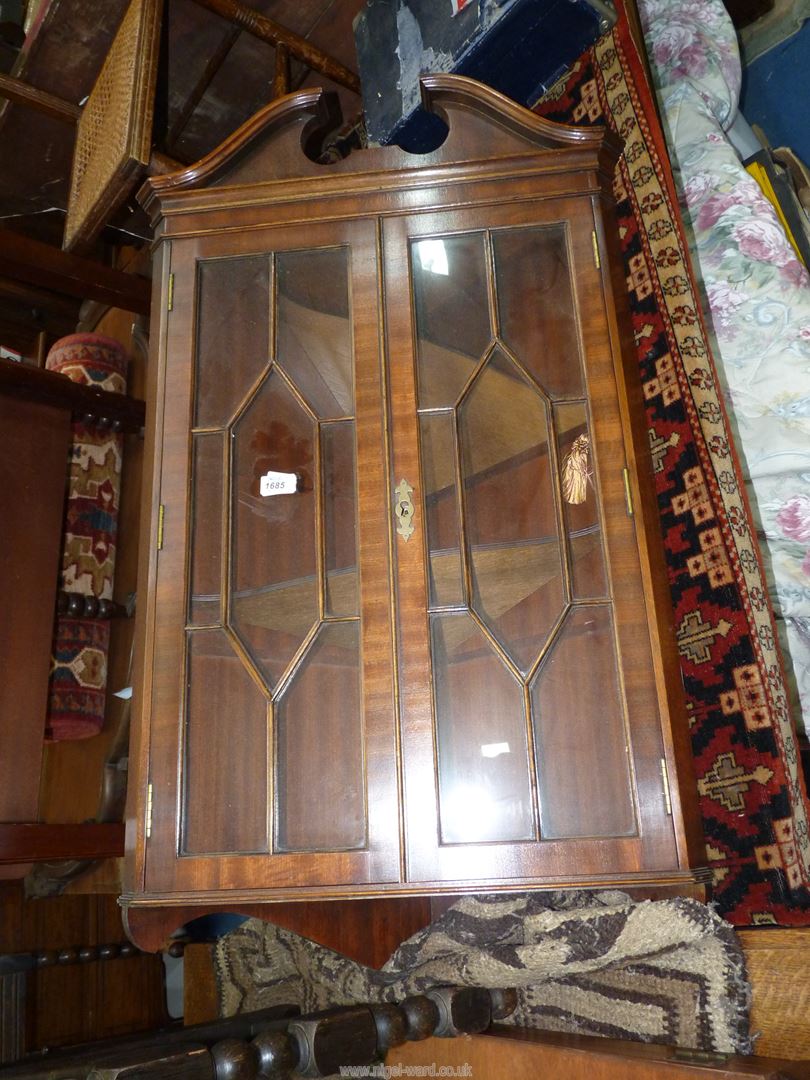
137,74 -> 623,225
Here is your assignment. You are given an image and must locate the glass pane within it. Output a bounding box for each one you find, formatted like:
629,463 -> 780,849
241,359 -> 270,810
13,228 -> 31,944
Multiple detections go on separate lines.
432,613 -> 535,844
322,421 -> 358,618
459,348 -> 565,674
277,248 -> 353,420
188,432 -> 224,625
412,233 -> 492,409
183,629 -> 268,854
196,256 -> 270,427
555,402 -> 607,599
230,370 -> 319,690
531,606 -> 636,838
275,621 -> 365,852
493,225 -> 583,399
419,413 -> 464,608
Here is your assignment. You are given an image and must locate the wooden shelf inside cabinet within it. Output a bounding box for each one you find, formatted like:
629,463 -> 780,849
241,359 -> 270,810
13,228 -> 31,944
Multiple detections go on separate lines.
123,74 -> 706,949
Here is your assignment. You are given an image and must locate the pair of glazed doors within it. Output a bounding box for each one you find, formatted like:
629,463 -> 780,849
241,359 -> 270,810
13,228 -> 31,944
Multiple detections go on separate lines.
142,194 -> 680,898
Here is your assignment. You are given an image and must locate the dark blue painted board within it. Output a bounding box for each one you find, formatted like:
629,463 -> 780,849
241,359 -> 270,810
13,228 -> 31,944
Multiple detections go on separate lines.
354,0 -> 615,152
740,21 -> 810,168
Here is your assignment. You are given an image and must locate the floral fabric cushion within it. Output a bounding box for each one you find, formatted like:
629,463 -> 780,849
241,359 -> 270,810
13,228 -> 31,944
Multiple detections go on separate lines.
639,0 -> 810,732
640,0 -> 741,128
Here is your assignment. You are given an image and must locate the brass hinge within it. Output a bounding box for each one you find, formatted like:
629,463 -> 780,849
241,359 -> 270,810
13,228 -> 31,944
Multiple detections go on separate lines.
622,467 -> 634,517
167,272 -> 175,312
660,758 -> 673,816
157,504 -> 165,550
145,782 -> 154,839
591,230 -> 601,269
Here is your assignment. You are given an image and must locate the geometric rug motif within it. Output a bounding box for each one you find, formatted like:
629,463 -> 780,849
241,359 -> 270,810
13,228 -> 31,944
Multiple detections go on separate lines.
46,617 -> 110,741
61,430 -> 123,599
534,4 -> 810,923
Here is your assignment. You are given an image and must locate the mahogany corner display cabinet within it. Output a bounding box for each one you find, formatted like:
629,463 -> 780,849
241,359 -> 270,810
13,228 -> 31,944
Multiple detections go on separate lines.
123,75 -> 707,943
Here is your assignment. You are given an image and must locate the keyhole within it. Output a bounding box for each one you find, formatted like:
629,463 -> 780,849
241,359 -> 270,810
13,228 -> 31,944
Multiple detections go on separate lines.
400,502 -> 410,517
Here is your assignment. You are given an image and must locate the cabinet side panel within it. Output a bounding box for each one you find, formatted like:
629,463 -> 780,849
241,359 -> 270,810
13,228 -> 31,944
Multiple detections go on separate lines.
125,242 -> 170,893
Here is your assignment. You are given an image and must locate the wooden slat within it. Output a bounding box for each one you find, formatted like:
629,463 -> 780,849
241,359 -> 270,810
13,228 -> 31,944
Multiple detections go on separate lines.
0,357 -> 146,433
190,0 -> 361,93
392,1027 -> 810,1079
739,928 -> 810,1060
0,73 -> 80,125
0,971 -> 25,1065
271,43 -> 291,99
0,276 -> 80,321
182,944 -> 218,1026
0,825 -> 125,865
0,230 -> 151,314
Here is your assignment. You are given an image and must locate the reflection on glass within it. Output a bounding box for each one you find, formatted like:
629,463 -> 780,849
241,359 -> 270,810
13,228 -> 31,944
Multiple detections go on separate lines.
531,605 -> 636,838
230,370 -> 318,690
554,402 -> 607,599
412,233 -> 492,409
419,413 -> 464,608
459,348 -> 564,674
322,421 -> 358,617
432,613 -> 535,844
275,621 -> 366,852
196,256 -> 270,427
183,629 -> 269,855
188,432 -> 224,625
277,248 -> 353,420
493,225 -> 583,400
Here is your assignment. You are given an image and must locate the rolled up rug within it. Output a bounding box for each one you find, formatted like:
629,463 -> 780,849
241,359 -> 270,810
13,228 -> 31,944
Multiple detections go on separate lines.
45,332 -> 128,741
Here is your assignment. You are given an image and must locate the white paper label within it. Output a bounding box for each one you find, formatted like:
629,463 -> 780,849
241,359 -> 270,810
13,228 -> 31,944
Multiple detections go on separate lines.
260,470 -> 298,497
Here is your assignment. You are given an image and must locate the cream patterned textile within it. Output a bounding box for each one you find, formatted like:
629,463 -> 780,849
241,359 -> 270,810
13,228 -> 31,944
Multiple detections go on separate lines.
215,892 -> 751,1056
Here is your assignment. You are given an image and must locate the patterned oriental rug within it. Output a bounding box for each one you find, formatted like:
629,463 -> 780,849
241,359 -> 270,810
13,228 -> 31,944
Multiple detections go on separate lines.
215,893 -> 752,1055
45,333 -> 127,740
531,3 -> 810,923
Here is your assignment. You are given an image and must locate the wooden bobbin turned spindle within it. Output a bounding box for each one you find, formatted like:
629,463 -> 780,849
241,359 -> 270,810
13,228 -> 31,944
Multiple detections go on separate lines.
251,1028 -> 300,1078
211,1036 -> 260,1080
370,1002 -> 408,1054
489,986 -> 519,1020
399,994 -> 440,1042
67,594 -> 84,617
426,986 -> 492,1038
288,1006 -> 379,1079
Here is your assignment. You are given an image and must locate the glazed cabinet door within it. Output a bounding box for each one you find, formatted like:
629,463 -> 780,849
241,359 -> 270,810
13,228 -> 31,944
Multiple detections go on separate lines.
141,219 -> 401,896
383,200 -> 680,886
